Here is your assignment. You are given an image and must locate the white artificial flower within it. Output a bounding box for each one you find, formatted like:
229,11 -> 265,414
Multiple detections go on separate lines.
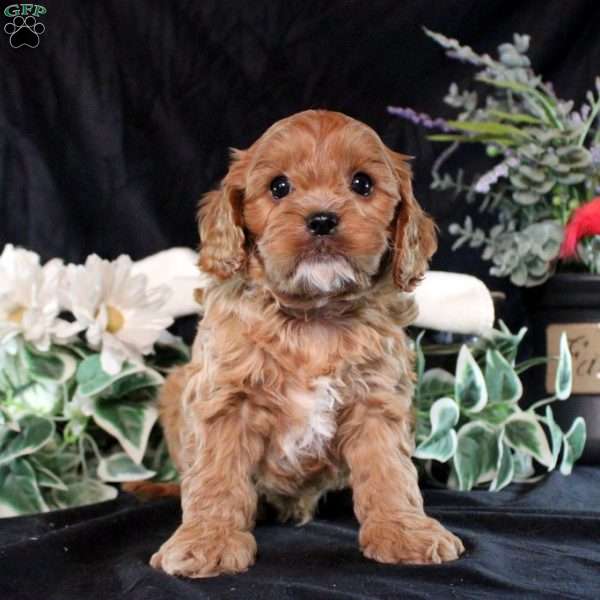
0,244 -> 79,351
63,254 -> 173,375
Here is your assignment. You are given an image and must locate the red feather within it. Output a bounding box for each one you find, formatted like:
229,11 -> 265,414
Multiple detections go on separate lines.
560,197 -> 600,259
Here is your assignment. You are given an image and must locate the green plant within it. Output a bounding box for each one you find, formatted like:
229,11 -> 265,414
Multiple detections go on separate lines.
0,245 -> 187,517
0,338 -> 185,516
412,323 -> 586,491
389,31 -> 600,287
0,248 -> 586,515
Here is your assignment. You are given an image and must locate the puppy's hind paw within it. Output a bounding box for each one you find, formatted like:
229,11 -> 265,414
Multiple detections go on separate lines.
150,524 -> 257,578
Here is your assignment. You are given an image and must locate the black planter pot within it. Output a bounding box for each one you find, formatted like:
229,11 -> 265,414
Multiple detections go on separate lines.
527,273 -> 600,464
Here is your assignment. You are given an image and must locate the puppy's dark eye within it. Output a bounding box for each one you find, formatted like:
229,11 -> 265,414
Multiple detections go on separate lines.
270,175 -> 291,199
350,172 -> 373,196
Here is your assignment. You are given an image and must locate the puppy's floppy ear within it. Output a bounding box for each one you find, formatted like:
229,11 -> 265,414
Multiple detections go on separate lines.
387,150 -> 437,291
197,149 -> 249,279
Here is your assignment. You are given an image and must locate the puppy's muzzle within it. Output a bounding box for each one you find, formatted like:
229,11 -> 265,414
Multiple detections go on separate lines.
306,212 -> 339,236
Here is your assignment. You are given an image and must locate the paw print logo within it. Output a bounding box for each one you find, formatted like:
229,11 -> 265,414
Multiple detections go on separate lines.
4,15 -> 45,48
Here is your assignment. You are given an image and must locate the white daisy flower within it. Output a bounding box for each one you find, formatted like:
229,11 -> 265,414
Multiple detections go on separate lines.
0,244 -> 78,351
63,254 -> 173,375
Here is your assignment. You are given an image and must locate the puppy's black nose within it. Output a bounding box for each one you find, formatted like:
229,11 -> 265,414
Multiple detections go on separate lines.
306,212 -> 339,236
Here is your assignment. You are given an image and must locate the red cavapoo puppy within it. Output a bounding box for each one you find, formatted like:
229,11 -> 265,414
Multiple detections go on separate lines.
147,109 -> 464,577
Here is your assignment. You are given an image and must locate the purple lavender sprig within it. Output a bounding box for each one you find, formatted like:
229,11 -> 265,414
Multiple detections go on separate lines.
387,106 -> 451,131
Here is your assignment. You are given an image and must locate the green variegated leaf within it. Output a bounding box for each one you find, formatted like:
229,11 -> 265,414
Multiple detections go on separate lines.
97,452 -> 156,482
68,343 -> 95,359
414,397 -> 459,462
34,450 -> 80,478
455,345 -> 488,413
470,425 -> 499,484
147,339 -> 190,371
52,479 -> 118,509
34,467 -> 67,491
0,415 -> 55,466
453,421 -> 497,490
545,406 -> 563,470
29,458 -> 68,491
429,397 -> 460,432
147,439 -> 179,483
513,451 -> 535,481
21,345 -> 64,381
477,402 -> 518,425
476,322 -> 527,365
485,349 -> 522,403
504,412 -> 553,467
12,380 -> 63,417
23,345 -> 77,384
555,333 -> 572,400
418,368 -> 455,404
0,458 -> 48,517
76,355 -> 144,397
452,436 -> 479,491
76,355 -> 163,400
560,418 -> 586,475
1,344 -> 64,419
489,432 -> 514,491
154,455 -> 178,483
92,398 -> 158,464
105,370 -> 163,399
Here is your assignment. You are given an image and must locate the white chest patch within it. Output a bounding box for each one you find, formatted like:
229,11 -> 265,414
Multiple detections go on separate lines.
282,377 -> 342,467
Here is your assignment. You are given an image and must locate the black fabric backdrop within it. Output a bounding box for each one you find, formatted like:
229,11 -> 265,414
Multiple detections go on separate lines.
2,0 -> 600,327
1,469 -> 600,599
2,1 -> 600,598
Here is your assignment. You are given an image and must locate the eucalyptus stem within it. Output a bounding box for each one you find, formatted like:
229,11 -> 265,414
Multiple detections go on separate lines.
432,141 -> 459,179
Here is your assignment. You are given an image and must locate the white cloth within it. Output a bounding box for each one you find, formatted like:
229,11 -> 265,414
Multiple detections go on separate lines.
412,270 -> 494,335
133,248 -> 494,335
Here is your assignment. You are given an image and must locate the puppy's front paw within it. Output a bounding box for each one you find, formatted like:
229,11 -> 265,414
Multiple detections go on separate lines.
360,514 -> 464,565
150,523 -> 257,578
